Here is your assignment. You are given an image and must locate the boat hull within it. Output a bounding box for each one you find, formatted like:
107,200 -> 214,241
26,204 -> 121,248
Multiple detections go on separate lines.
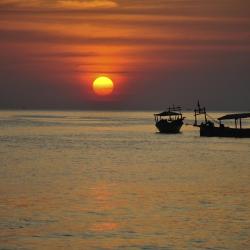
200,125 -> 250,138
156,119 -> 184,133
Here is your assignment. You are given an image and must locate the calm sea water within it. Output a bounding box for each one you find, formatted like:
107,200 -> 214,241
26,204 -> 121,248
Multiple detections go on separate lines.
0,111 -> 249,250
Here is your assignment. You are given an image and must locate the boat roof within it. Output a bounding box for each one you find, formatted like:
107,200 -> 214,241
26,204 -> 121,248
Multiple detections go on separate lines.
154,111 -> 181,116
218,113 -> 250,120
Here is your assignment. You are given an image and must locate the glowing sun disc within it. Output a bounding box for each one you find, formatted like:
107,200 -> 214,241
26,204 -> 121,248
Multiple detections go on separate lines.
93,76 -> 114,96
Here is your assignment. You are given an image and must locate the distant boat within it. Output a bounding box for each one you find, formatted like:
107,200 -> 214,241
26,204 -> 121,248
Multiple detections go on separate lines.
193,102 -> 250,138
154,105 -> 185,133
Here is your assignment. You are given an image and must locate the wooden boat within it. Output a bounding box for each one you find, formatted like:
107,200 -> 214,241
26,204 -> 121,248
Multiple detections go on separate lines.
154,106 -> 185,133
194,102 -> 250,138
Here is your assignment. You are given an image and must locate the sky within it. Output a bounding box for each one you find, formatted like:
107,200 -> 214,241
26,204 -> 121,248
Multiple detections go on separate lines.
0,0 -> 249,110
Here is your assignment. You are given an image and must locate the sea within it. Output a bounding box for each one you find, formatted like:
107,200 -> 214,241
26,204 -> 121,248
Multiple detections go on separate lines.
0,110 -> 249,250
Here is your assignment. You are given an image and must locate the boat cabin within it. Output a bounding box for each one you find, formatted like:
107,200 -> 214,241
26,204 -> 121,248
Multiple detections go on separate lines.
218,113 -> 250,129
154,110 -> 183,123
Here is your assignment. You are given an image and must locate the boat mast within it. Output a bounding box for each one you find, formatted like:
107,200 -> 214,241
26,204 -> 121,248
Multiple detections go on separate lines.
194,101 -> 207,126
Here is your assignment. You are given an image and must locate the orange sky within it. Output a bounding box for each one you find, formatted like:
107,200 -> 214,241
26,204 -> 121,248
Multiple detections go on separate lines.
0,0 -> 249,110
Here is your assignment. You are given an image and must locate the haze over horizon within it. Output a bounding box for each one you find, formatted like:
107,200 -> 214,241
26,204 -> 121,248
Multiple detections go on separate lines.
0,0 -> 249,110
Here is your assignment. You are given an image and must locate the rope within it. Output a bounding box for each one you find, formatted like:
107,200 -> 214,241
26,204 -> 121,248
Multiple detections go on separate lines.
207,114 -> 220,124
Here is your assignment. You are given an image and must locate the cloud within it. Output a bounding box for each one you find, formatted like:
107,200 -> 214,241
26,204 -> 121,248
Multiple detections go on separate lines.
57,0 -> 118,9
0,28 -> 249,51
36,51 -> 98,58
0,0 -> 118,10
0,0 -> 45,8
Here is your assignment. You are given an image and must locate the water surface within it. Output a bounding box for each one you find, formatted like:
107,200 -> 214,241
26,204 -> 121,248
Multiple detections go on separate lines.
0,111 -> 249,249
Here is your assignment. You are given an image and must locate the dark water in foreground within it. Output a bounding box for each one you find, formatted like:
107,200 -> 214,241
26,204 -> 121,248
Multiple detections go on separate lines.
0,111 -> 249,250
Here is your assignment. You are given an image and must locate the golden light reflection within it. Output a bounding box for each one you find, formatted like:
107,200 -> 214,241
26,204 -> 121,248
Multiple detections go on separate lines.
90,222 -> 118,232
91,183 -> 113,205
88,183 -> 120,233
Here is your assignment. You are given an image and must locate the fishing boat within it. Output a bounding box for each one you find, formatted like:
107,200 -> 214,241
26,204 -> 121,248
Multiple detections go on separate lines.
154,106 -> 185,133
194,102 -> 250,138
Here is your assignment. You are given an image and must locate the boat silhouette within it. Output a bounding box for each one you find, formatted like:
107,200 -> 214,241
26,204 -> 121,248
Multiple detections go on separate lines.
154,105 -> 185,133
194,101 -> 250,138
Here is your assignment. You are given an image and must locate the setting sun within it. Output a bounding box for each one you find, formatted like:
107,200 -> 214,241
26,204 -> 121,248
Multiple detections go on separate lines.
93,76 -> 114,96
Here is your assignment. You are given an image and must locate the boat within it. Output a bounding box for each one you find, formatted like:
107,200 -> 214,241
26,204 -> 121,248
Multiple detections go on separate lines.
154,106 -> 185,133
193,102 -> 250,138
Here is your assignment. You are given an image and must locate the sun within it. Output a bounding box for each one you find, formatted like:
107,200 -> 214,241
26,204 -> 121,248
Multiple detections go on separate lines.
92,76 -> 114,96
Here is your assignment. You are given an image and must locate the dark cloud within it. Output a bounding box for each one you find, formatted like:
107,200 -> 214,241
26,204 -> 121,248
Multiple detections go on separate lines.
1,0 -> 249,18
36,51 -> 98,58
0,28 -> 249,49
